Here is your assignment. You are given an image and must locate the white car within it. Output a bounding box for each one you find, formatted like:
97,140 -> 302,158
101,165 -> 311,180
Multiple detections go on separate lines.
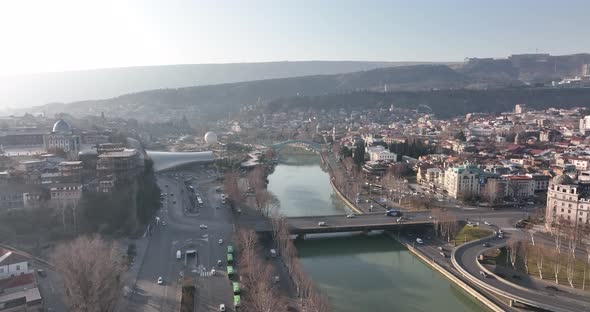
218,239 -> 223,244
157,276 -> 163,285
200,224 -> 208,229
416,238 -> 423,244
346,214 -> 356,218
484,221 -> 491,226
318,221 -> 327,226
219,303 -> 226,311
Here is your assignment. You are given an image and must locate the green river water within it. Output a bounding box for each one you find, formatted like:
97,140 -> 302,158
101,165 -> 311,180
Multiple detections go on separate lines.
267,151 -> 487,312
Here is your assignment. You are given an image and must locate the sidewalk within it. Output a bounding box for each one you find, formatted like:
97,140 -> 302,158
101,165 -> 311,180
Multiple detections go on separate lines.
115,231 -> 151,312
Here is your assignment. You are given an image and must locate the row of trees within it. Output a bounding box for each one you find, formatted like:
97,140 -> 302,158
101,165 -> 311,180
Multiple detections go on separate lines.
431,209 -> 459,242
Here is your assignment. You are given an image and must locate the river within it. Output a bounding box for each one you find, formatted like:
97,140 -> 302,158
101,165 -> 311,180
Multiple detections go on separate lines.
267,151 -> 486,312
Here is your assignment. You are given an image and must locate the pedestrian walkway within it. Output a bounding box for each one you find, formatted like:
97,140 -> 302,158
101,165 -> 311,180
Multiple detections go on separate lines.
199,271 -> 214,277
115,232 -> 150,312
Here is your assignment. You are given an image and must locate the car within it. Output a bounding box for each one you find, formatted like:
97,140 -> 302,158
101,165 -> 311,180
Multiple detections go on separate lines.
217,260 -> 223,267
219,303 -> 226,311
36,269 -> 47,277
437,246 -> 444,251
318,221 -> 327,226
416,238 -> 423,244
396,217 -> 404,222
498,234 -> 504,239
346,214 -> 356,218
439,252 -> 446,258
483,242 -> 490,247
274,275 -> 280,283
162,221 -> 166,226
479,271 -> 487,278
545,285 -> 559,291
157,276 -> 163,285
170,193 -> 174,196
216,206 -> 220,209
200,224 -> 208,229
172,200 -> 176,204
484,221 -> 491,226
498,229 -> 503,234
219,239 -> 223,244
211,268 -> 216,275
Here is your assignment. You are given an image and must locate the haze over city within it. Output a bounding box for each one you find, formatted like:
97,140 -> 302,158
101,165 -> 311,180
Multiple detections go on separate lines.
1,2 -> 590,312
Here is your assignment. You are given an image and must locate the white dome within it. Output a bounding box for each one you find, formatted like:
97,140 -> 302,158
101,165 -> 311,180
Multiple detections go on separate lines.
204,132 -> 218,144
52,119 -> 71,134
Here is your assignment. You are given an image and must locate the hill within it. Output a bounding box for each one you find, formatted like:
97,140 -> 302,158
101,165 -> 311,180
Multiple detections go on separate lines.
36,64 -> 509,120
0,61 -> 435,110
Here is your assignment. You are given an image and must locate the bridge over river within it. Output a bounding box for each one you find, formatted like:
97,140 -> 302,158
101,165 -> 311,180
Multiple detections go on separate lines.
252,211 -> 434,235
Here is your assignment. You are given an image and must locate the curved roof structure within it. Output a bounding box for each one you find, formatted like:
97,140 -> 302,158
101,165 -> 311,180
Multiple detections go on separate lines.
147,150 -> 214,171
52,119 -> 71,134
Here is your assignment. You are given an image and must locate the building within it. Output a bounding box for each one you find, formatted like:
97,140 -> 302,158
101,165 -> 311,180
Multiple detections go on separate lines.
97,148 -> 141,180
514,104 -> 527,114
0,249 -> 42,311
545,175 -> 590,230
0,250 -> 32,279
0,184 -> 44,211
49,183 -> 83,207
443,164 -> 483,199
528,173 -> 550,192
504,175 -> 535,198
366,146 -> 396,161
43,119 -> 80,160
579,116 -> 590,133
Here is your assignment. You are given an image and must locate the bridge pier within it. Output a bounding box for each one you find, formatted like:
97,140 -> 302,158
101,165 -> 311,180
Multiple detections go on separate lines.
294,234 -> 306,241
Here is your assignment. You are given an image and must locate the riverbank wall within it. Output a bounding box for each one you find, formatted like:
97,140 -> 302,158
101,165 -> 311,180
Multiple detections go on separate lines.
329,179 -> 363,214
386,232 -> 505,312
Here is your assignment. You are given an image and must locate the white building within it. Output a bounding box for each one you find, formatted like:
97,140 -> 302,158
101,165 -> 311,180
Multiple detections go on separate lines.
545,175 -> 590,230
579,116 -> 590,133
366,146 -> 396,162
443,164 -> 482,199
43,119 -> 80,160
0,249 -> 31,280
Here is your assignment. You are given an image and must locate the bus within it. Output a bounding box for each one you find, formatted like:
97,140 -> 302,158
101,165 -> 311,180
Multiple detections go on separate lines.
232,282 -> 240,294
227,253 -> 233,264
196,196 -> 203,207
233,295 -> 241,308
227,266 -> 234,278
227,245 -> 234,254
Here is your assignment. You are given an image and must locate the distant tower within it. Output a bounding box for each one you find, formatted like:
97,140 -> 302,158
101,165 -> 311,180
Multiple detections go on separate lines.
514,104 -> 527,114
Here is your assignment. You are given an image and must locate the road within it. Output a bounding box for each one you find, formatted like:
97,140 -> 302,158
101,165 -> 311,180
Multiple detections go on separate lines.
454,231 -> 590,312
285,210 -> 526,234
125,169 -> 234,312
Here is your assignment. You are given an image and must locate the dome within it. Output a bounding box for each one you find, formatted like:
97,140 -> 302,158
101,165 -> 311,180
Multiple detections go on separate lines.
204,132 -> 218,144
52,119 -> 71,134
552,174 -> 574,185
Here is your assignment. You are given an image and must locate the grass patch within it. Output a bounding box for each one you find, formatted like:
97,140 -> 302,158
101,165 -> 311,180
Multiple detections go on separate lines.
494,246 -> 590,291
455,225 -> 492,245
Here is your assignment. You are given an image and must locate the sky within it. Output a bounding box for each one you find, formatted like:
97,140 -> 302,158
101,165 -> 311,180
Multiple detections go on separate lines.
1,0 -> 589,75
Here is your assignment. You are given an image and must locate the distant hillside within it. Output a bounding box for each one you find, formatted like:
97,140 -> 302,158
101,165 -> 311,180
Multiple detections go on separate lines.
0,61 -> 436,110
37,64 -> 491,119
269,87 -> 590,118
461,53 -> 590,83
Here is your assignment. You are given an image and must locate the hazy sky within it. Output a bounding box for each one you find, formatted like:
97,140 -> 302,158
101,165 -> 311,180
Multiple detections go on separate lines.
1,0 -> 589,75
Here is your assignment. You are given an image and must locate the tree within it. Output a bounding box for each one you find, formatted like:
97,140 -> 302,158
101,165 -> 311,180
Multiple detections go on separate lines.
454,130 -> 466,142
52,235 -> 124,312
352,140 -> 365,165
566,253 -> 575,288
535,245 -> 544,279
507,238 -> 520,269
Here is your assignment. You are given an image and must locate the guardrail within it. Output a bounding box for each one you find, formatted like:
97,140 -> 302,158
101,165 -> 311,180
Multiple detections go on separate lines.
451,235 -> 573,312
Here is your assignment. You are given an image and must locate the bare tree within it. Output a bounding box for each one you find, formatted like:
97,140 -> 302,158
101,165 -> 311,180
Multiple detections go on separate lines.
536,245 -> 544,279
551,249 -> 561,285
566,253 -> 576,288
507,238 -> 520,269
52,235 -> 124,312
521,240 -> 530,274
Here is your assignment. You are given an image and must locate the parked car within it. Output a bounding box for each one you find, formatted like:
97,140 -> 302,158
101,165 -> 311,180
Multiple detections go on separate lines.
157,276 -> 163,285
318,221 -> 327,226
219,239 -> 223,244
416,238 -> 423,244
200,224 -> 208,229
218,260 -> 223,267
219,304 -> 226,311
